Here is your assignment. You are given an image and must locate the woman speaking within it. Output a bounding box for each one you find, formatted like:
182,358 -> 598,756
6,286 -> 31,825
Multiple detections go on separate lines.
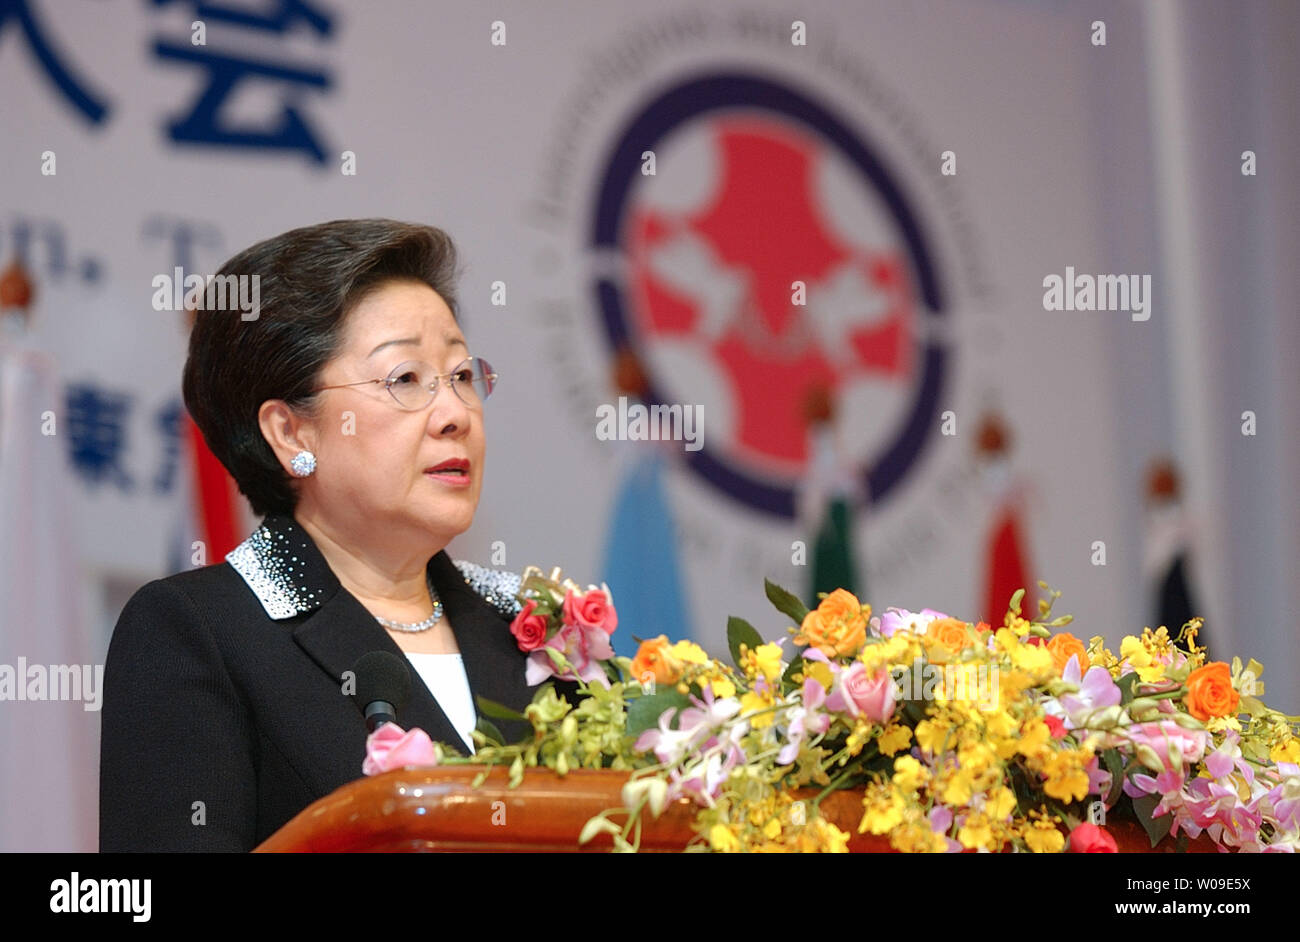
99,219 -> 562,852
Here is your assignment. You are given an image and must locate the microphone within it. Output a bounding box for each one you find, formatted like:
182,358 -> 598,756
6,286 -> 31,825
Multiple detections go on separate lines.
350,651 -> 412,733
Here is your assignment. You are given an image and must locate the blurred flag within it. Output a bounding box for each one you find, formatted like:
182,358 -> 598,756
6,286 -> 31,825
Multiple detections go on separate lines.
180,411 -> 243,567
799,388 -> 863,608
801,425 -> 862,608
984,502 -> 1033,626
601,447 -> 691,659
978,410 -> 1035,624
0,338 -> 98,850
1144,459 -> 1209,657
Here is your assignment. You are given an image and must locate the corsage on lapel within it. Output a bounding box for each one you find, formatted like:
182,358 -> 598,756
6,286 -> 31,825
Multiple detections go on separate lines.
506,566 -> 617,687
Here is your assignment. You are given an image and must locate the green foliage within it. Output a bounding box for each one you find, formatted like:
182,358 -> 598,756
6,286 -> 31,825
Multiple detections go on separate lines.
764,578 -> 809,625
625,688 -> 693,739
726,616 -> 763,671
1130,793 -> 1173,847
475,695 -> 527,723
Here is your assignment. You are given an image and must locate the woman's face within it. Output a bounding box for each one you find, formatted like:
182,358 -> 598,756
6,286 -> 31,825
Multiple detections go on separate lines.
300,280 -> 486,547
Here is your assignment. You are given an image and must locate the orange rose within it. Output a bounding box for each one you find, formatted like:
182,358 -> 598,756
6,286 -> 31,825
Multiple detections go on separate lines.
1184,662 -> 1240,721
795,588 -> 868,657
630,635 -> 682,685
924,617 -> 973,655
1046,633 -> 1089,675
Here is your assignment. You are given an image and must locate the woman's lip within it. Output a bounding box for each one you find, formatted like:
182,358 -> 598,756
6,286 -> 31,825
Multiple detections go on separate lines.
424,469 -> 472,488
425,460 -> 470,472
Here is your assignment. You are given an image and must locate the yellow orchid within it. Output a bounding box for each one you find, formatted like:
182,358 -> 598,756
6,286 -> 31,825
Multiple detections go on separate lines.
877,723 -> 913,756
891,755 -> 929,793
752,642 -> 784,683
958,813 -> 994,850
1024,816 -> 1065,853
708,824 -> 741,852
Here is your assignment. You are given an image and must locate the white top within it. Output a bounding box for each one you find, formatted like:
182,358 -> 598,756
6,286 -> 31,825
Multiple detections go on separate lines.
403,653 -> 476,755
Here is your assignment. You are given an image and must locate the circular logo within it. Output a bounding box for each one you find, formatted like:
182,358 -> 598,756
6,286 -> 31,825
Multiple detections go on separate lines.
590,71 -> 947,518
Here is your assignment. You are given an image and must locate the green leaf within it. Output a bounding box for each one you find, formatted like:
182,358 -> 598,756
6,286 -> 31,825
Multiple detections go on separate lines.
625,689 -> 693,739
475,695 -> 527,723
781,652 -> 805,692
1238,695 -> 1270,718
1131,793 -> 1172,848
1116,672 -> 1140,706
764,578 -> 810,626
474,717 -> 506,747
1101,748 -> 1125,807
726,616 -> 763,670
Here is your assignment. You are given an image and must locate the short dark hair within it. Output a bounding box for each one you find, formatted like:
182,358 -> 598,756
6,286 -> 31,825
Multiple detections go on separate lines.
182,218 -> 462,518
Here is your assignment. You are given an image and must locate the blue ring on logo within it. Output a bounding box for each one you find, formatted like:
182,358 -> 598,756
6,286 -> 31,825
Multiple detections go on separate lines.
591,71 -> 947,518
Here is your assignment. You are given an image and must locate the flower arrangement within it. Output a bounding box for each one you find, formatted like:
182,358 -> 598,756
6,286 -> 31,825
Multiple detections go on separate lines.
364,568 -> 1300,853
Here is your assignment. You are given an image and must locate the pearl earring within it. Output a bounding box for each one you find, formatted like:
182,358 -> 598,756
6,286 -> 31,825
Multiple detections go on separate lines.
290,450 -> 316,477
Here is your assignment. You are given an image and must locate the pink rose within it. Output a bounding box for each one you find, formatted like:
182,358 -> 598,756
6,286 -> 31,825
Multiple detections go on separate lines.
562,588 -> 618,635
510,599 -> 550,651
362,722 -> 439,775
828,661 -> 896,725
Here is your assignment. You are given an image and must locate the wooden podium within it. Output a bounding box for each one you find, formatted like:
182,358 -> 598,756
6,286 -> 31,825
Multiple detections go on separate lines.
254,766 -> 1222,853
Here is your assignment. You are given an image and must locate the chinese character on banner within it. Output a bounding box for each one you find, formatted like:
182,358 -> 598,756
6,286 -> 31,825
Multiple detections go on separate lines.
0,0 -> 112,122
64,383 -> 134,491
153,396 -> 184,494
149,0 -> 336,163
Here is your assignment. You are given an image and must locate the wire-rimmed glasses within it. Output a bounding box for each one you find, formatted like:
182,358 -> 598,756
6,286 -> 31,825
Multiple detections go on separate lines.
316,356 -> 498,410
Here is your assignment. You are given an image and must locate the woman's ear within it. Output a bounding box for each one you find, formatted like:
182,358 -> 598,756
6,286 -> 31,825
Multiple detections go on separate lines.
258,399 -> 315,474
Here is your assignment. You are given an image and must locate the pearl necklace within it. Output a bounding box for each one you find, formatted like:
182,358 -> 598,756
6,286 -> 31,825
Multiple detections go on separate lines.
374,573 -> 444,633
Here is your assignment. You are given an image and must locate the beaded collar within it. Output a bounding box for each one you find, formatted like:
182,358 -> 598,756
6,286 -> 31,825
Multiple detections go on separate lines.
225,514 -> 523,622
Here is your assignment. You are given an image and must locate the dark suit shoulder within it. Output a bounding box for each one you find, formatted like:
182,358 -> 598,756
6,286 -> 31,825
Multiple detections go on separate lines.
114,562 -> 308,652
101,565 -> 261,852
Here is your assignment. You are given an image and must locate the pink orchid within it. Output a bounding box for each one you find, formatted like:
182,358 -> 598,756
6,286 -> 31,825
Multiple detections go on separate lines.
678,684 -> 743,733
525,621 -> 613,687
1054,660 -> 1122,730
777,677 -> 831,765
1084,753 -> 1112,797
634,706 -> 714,766
877,607 -> 945,639
927,806 -> 964,852
1126,720 -> 1210,770
667,749 -> 737,808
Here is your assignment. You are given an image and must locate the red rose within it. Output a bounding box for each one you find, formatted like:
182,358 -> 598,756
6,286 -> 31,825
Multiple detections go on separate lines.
1068,822 -> 1117,853
510,599 -> 549,651
1044,715 -> 1067,739
562,589 -> 617,635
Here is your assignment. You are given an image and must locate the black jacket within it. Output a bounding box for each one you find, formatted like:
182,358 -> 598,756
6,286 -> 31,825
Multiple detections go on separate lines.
99,512 -> 566,852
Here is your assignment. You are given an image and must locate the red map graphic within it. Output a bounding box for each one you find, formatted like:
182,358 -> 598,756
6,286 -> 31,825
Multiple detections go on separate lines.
628,118 -> 915,469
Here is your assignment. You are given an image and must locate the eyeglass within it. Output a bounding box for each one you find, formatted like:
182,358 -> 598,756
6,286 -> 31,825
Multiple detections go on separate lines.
316,356 -> 498,410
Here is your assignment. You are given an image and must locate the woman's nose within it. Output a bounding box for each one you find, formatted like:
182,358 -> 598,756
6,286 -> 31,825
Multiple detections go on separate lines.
427,384 -> 472,434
